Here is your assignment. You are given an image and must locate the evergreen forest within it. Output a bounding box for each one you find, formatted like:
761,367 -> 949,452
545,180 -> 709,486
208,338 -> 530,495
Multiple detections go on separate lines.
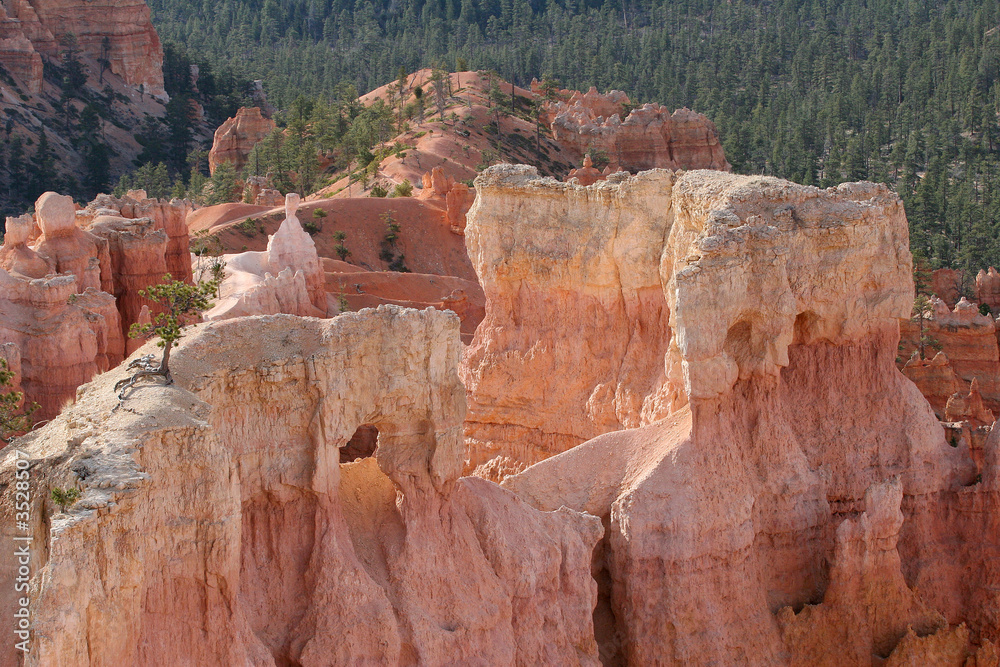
146,0 -> 1000,279
1,0 -> 999,280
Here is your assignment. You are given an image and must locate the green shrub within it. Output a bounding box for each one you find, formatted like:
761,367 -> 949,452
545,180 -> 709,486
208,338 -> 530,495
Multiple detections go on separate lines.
51,487 -> 81,511
390,179 -> 413,198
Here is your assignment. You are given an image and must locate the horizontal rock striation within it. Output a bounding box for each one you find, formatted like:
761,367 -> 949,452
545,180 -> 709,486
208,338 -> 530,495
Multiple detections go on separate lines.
0,0 -> 164,97
471,165 -> 998,663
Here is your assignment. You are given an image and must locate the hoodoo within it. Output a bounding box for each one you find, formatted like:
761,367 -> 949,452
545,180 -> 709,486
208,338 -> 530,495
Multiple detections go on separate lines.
466,165 -> 997,663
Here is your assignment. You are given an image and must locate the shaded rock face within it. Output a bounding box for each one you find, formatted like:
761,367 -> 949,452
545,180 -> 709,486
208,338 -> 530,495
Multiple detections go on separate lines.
490,166 -> 998,664
0,307 -> 602,666
209,107 -> 276,175
0,0 -> 164,97
899,297 -> 1000,415
545,87 -> 731,173
82,191 -> 195,285
0,272 -> 121,419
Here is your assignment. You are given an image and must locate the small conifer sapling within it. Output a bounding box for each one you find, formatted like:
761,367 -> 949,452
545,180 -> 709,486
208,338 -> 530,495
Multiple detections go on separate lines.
115,274 -> 219,399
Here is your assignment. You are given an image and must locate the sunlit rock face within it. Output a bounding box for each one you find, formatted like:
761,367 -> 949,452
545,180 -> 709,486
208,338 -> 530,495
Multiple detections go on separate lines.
472,165 -> 997,664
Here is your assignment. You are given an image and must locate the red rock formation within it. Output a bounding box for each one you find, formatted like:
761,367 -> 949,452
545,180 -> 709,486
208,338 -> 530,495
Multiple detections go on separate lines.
126,304 -> 151,355
932,267 -> 965,308
0,214 -> 50,279
73,287 -> 125,373
87,214 -> 169,342
243,176 -> 284,207
0,271 -> 118,419
0,342 -> 22,403
0,308 -> 602,666
548,88 -> 731,173
492,167 -> 997,663
445,183 -> 475,234
899,297 -> 1000,414
567,154 -> 606,186
0,0 -> 164,97
978,267 -> 1000,313
208,107 -> 276,175
945,378 -> 995,427
0,5 -> 42,93
777,479 -> 946,664
902,351 -> 964,418
418,166 -> 477,234
83,192 -> 194,284
33,192 -> 111,293
256,188 -> 283,207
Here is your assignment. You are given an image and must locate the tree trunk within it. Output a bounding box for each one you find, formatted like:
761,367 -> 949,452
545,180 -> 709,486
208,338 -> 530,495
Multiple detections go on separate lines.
160,342 -> 173,376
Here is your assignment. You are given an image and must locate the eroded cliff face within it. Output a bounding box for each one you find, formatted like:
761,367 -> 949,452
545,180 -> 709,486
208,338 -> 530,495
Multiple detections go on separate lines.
899,297 -> 1000,417
0,307 -> 602,666
0,0 -> 164,97
464,167 -> 915,471
208,107 -> 276,175
470,166 -> 998,664
546,88 -> 731,173
462,169 -> 675,473
0,191 -> 192,419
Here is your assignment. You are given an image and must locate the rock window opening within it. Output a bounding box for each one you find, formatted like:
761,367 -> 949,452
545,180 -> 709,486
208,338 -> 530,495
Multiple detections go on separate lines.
341,424 -> 379,462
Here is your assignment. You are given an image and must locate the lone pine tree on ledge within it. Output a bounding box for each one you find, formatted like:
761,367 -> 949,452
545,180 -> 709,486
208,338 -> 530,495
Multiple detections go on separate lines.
115,274 -> 219,399
0,359 -> 37,443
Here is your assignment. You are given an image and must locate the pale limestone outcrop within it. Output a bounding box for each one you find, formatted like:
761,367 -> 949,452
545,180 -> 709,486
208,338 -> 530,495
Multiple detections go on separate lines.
0,214 -> 49,279
462,168 -> 675,470
0,306 -> 601,666
209,107 -> 276,174
478,165 -> 996,663
205,193 -> 327,320
266,194 -> 326,310
463,167 -> 911,470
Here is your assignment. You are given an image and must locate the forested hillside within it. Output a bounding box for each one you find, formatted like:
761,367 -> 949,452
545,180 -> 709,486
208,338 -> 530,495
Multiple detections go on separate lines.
148,0 -> 1000,280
